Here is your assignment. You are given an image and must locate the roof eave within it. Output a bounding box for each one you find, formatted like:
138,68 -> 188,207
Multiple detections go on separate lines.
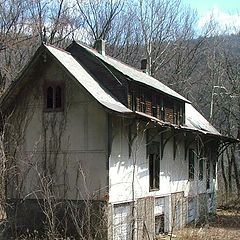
124,111 -> 238,143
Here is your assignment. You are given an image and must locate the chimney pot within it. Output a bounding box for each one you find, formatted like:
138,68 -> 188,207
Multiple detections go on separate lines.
94,39 -> 105,56
141,59 -> 148,73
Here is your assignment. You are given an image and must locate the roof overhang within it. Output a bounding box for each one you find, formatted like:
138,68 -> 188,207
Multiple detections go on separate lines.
123,111 -> 239,144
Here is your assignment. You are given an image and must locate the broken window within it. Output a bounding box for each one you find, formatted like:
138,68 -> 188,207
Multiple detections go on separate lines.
188,149 -> 195,180
45,84 -> 64,111
149,141 -> 160,190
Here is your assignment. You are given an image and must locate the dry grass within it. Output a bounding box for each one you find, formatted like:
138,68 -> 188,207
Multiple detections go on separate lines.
172,208 -> 240,240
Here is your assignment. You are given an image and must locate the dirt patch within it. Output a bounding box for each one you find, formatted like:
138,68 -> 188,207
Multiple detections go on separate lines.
157,209 -> 240,240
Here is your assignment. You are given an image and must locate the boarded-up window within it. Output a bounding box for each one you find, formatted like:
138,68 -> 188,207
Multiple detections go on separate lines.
188,197 -> 196,223
145,100 -> 152,115
113,203 -> 133,240
128,91 -> 135,111
136,96 -> 140,111
165,100 -> 174,123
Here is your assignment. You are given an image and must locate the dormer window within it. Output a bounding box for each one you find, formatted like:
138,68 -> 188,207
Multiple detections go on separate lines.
45,84 -> 64,111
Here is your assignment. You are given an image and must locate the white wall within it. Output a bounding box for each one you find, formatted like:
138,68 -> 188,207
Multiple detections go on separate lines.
7,60 -> 109,200
109,119 -> 216,204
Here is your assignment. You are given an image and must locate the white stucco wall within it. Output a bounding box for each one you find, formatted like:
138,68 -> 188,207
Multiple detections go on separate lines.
8,60 -> 108,200
109,119 -> 216,204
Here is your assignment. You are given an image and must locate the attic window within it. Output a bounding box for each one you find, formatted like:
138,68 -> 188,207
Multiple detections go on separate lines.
47,87 -> 54,108
45,84 -> 64,111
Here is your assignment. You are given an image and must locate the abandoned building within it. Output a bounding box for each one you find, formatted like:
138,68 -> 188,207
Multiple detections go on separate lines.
0,40 -> 237,239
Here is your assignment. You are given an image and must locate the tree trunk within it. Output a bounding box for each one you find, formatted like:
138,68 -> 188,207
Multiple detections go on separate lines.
231,145 -> 240,198
220,154 -> 228,202
226,148 -> 233,196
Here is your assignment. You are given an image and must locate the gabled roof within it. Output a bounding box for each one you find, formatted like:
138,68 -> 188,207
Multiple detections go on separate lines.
0,44 -> 131,114
1,43 -> 237,142
46,45 -> 131,113
66,42 -> 229,139
68,42 -> 190,103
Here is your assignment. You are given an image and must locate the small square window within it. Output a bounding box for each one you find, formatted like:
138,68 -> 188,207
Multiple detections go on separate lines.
44,83 -> 64,111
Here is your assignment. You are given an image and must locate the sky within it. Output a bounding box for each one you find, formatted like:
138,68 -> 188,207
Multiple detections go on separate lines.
183,0 -> 240,33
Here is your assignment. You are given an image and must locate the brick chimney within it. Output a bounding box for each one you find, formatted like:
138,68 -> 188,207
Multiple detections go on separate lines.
141,58 -> 148,73
94,39 -> 105,56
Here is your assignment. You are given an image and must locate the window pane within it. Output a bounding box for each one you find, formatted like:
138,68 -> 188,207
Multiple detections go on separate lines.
55,86 -> 62,108
47,86 -> 53,108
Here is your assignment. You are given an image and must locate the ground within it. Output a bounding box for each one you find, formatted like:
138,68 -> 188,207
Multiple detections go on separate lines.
157,208 -> 240,240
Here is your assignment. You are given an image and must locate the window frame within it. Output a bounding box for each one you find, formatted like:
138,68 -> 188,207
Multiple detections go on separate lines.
44,82 -> 64,112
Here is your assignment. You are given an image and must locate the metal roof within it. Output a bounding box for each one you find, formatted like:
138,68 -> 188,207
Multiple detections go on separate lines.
134,104 -> 222,138
185,103 -> 221,136
0,44 -> 232,141
46,45 -> 132,113
47,45 -> 221,137
76,43 -> 190,103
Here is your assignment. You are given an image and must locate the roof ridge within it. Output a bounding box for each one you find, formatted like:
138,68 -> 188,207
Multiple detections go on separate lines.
44,43 -> 71,55
76,41 -> 150,74
73,41 -> 190,103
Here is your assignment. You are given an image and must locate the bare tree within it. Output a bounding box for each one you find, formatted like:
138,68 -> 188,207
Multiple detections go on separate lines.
76,0 -> 124,44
